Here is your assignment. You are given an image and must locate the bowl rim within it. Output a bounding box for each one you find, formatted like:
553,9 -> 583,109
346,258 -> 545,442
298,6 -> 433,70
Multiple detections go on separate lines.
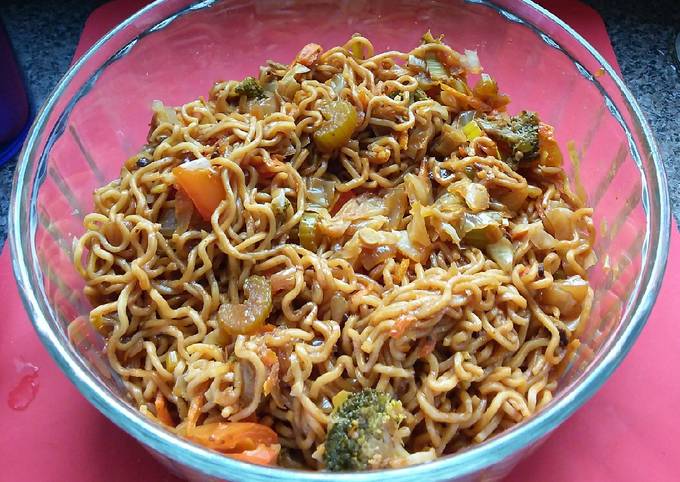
9,0 -> 671,480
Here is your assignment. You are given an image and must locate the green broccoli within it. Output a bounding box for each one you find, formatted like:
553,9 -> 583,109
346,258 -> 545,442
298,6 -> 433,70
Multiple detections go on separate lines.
477,111 -> 539,167
323,389 -> 407,471
234,76 -> 264,99
387,89 -> 428,104
412,89 -> 429,102
421,30 -> 444,45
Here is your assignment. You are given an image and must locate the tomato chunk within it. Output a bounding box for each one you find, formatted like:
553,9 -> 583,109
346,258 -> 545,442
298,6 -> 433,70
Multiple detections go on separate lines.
173,159 -> 225,221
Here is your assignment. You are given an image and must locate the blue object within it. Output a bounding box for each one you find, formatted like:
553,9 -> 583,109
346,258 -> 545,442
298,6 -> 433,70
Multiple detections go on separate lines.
0,20 -> 30,166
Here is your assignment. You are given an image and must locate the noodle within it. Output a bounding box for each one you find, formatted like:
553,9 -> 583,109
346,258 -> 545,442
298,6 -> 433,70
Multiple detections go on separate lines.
74,33 -> 595,470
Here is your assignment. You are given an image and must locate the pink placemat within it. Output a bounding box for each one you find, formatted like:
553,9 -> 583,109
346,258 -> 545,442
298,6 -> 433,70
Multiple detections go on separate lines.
0,1 -> 677,481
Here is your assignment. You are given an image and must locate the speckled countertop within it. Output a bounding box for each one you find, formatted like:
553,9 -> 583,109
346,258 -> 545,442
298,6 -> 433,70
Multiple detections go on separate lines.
1,0 -> 678,247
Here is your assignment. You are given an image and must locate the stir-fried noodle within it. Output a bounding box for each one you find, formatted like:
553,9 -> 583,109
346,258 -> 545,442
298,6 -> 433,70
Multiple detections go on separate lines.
74,33 -> 595,470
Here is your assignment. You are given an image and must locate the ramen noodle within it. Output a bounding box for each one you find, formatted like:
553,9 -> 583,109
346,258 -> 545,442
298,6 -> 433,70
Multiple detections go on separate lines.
74,32 -> 595,470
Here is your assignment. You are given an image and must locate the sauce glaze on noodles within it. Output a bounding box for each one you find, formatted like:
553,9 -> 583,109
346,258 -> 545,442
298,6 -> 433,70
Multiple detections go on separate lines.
74,34 -> 595,469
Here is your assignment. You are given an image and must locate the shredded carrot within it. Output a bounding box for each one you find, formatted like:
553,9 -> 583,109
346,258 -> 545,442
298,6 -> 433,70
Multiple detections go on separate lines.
440,83 -> 492,112
250,323 -> 276,336
295,43 -> 322,67
186,395 -> 203,434
390,314 -> 417,338
538,122 -> 563,167
418,336 -> 437,358
358,89 -> 371,110
155,391 -> 174,427
228,444 -> 280,466
262,348 -> 278,367
398,131 -> 409,151
535,200 -> 546,220
186,422 -> 278,453
395,258 -> 410,282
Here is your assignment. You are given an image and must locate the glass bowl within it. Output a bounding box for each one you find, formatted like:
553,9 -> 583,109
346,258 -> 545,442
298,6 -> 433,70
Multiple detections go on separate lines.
10,0 -> 670,480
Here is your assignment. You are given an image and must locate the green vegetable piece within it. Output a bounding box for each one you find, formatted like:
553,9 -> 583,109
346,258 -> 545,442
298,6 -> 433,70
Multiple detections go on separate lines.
464,165 -> 476,180
412,89 -> 428,102
477,111 -> 540,167
234,76 -> 265,99
462,120 -> 483,141
271,190 -> 291,223
425,56 -> 448,81
218,275 -> 272,335
313,99 -> 358,152
461,211 -> 503,248
299,212 -> 319,251
324,389 -> 406,471
473,73 -> 498,98
421,30 -> 444,45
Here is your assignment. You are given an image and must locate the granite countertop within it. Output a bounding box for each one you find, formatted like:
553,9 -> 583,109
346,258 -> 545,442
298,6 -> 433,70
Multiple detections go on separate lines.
1,0 -> 678,247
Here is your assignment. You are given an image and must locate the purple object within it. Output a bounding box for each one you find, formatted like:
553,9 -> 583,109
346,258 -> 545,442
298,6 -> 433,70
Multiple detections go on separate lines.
0,20 -> 29,165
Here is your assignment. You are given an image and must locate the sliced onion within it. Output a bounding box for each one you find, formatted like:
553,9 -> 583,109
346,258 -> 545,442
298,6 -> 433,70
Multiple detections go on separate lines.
333,193 -> 386,221
360,244 -> 397,270
434,192 -> 466,214
247,93 -> 279,119
407,202 -> 431,247
406,121 -> 433,160
395,230 -> 427,263
527,221 -> 557,249
433,124 -> 467,157
425,56 -> 448,80
277,63 -> 309,99
461,49 -> 481,74
404,173 -> 433,206
330,293 -> 349,323
539,276 -> 588,318
462,211 -> 503,247
559,275 -> 589,302
440,222 -> 461,244
463,210 -> 502,233
218,276 -> 273,335
486,237 -> 513,272
385,186 -> 408,229
179,157 -> 212,171
407,54 -> 427,72
499,186 -> 528,212
415,72 -> 436,91
174,188 -> 194,233
457,110 -> 476,128
306,178 -> 335,208
544,203 -> 573,240
329,73 -> 345,97
464,183 -> 490,212
159,208 -> 177,236
582,251 -> 598,270
151,100 -> 179,126
270,266 -> 297,293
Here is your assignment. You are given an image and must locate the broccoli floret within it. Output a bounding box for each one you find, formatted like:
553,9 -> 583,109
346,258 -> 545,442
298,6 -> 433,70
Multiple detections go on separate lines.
387,89 -> 428,104
234,76 -> 264,99
421,30 -> 444,45
477,111 -> 539,167
323,389 -> 406,471
412,89 -> 428,102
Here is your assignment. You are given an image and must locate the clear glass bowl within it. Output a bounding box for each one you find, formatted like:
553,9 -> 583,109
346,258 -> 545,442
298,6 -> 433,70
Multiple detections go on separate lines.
10,0 -> 670,481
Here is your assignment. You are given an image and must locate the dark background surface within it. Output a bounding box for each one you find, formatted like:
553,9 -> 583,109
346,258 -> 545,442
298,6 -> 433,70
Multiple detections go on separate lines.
1,0 -> 678,246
